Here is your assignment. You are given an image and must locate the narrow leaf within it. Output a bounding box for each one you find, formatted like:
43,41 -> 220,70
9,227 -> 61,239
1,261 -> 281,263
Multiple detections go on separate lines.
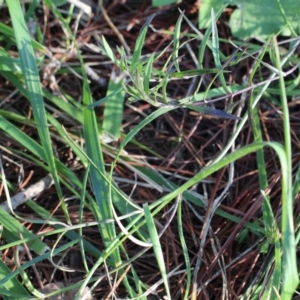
130,14 -> 155,72
102,71 -> 125,140
169,68 -> 226,79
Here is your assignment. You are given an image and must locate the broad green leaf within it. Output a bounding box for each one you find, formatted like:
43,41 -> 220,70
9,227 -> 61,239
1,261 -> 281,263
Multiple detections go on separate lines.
228,0 -> 300,39
199,0 -> 299,39
199,0 -> 230,29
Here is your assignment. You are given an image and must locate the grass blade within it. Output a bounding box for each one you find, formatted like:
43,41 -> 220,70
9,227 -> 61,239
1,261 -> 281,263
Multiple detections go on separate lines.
100,36 -> 118,64
143,53 -> 155,94
273,36 -> 298,298
102,71 -> 125,140
211,8 -> 229,93
177,195 -> 191,300
130,14 -> 155,72
144,203 -> 171,299
6,0 -> 66,221
172,11 -> 184,72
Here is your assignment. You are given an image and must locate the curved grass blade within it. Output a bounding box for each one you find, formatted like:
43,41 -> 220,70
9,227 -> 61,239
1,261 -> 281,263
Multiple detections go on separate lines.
247,37 -> 282,298
273,37 -> 298,298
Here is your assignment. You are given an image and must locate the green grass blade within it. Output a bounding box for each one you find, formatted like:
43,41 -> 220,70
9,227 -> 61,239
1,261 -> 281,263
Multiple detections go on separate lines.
102,71 -> 125,140
143,204 -> 171,299
169,68 -> 224,78
79,166 -> 91,273
273,37 -> 298,298
0,207 -> 47,255
177,195 -> 191,300
83,95 -> 116,245
130,14 -> 155,72
87,85 -> 125,108
195,5 -> 226,68
0,55 -> 21,72
292,165 -> 300,200
172,11 -> 184,72
248,36 -> 277,241
43,0 -> 119,257
275,0 -> 297,37
152,0 -> 177,7
6,0 -> 66,220
0,115 -> 81,187
46,114 -> 88,166
100,36 -> 118,64
268,225 -> 282,299
0,22 -> 48,54
0,253 -> 30,297
250,102 -> 281,297
143,53 -> 155,94
210,8 -> 229,93
247,35 -> 282,298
